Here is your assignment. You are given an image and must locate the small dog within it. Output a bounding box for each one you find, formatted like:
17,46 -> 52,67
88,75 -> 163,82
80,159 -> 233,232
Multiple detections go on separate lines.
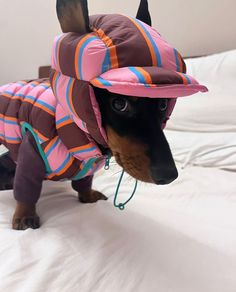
0,0 -> 207,230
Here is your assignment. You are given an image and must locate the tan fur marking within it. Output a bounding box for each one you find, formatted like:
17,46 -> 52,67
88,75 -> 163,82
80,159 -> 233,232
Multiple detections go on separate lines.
107,127 -> 153,183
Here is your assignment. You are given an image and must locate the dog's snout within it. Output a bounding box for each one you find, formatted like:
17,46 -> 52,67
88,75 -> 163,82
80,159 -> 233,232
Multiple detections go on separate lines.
151,166 -> 178,185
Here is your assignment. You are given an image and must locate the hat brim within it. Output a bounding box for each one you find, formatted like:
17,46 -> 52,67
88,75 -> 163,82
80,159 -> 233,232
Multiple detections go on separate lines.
90,66 -> 208,98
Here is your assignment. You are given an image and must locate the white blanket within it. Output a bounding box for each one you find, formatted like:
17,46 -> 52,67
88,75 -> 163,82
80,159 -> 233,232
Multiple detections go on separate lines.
1,162 -> 236,292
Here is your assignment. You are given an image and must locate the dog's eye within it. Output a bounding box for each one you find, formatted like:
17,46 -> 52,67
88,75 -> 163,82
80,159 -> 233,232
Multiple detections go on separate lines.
111,98 -> 129,112
159,99 -> 168,112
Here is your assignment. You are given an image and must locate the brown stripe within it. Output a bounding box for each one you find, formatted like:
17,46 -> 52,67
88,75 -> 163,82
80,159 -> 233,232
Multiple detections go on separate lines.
71,80 -> 107,146
57,123 -> 90,150
142,67 -> 184,84
90,14 -> 153,68
18,103 -> 56,140
48,159 -> 82,181
59,33 -> 86,78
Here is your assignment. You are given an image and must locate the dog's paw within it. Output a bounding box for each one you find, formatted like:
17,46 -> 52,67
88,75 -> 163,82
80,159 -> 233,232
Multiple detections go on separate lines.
12,215 -> 40,230
79,190 -> 108,204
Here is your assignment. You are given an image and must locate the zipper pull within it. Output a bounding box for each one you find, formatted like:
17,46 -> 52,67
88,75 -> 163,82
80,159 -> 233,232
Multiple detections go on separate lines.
104,155 -> 110,170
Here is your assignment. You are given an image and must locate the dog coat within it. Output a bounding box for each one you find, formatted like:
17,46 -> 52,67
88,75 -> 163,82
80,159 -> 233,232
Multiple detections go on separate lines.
0,14 -> 208,182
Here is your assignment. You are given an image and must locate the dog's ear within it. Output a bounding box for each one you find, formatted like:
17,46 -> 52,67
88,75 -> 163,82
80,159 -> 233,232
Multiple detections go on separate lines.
56,0 -> 90,33
136,0 -> 152,26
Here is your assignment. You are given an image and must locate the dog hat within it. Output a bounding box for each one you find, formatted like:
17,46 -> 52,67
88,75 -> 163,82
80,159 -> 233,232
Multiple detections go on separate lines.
51,14 -> 208,135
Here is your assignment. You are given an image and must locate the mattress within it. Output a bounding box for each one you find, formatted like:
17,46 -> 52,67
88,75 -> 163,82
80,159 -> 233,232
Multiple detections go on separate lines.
0,50 -> 236,291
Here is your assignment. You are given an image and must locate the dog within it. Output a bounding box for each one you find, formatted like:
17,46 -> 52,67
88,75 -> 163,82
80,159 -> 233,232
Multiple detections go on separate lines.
0,0 -> 207,230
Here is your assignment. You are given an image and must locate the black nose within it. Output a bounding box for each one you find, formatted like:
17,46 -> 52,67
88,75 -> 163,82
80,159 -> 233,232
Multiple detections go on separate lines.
151,166 -> 178,185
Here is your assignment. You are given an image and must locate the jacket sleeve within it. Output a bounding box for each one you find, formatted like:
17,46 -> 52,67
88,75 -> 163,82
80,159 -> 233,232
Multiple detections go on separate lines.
13,132 -> 46,205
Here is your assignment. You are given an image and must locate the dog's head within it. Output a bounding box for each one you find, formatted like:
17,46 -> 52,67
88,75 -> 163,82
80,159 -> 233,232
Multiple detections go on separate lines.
56,0 -> 178,185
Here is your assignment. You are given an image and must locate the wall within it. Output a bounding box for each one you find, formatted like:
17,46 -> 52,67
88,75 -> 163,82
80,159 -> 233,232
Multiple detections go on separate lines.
1,0 -> 236,85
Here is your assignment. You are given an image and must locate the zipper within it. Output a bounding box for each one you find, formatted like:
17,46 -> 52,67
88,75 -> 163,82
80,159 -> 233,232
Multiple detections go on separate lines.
104,155 -> 111,170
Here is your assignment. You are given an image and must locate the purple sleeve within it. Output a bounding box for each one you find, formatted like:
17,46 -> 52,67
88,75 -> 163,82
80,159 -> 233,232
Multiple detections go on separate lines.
13,132 -> 46,205
71,175 -> 93,194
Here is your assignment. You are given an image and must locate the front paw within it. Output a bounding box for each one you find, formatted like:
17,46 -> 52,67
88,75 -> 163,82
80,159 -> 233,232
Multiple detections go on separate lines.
12,215 -> 40,230
79,190 -> 108,204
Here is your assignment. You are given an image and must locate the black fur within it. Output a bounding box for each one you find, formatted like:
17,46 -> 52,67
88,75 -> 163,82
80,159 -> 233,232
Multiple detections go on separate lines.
94,88 -> 178,185
0,153 -> 16,190
136,0 -> 152,26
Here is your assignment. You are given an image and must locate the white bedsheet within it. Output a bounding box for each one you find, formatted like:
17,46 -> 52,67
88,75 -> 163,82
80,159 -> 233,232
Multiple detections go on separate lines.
1,162 -> 236,292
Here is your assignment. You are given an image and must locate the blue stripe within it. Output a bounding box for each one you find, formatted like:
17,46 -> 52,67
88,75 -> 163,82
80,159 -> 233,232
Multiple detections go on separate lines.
174,49 -> 180,72
66,78 -> 74,114
128,67 -> 146,83
135,18 -> 162,67
24,95 -> 56,113
128,67 -> 150,88
102,49 -> 112,73
78,36 -> 98,79
56,116 -> 71,126
54,72 -> 61,97
4,91 -> 55,113
54,154 -> 71,173
4,91 -> 24,98
46,138 -> 61,157
72,146 -> 97,155
96,78 -> 112,87
36,100 -> 56,113
0,118 -> 18,125
183,74 -> 191,84
55,37 -> 61,68
0,134 -> 21,141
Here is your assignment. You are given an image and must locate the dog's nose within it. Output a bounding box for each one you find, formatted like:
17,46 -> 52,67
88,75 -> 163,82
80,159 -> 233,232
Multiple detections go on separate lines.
151,166 -> 178,185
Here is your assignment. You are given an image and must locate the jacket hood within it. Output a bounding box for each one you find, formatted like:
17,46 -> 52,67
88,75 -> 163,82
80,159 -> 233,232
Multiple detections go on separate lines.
50,14 -> 208,138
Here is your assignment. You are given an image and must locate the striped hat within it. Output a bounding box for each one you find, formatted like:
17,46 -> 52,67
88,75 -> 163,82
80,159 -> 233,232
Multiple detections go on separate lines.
51,14 -> 208,130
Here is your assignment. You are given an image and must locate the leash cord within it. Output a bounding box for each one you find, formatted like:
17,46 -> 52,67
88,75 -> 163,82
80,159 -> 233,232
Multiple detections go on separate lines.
113,170 -> 138,211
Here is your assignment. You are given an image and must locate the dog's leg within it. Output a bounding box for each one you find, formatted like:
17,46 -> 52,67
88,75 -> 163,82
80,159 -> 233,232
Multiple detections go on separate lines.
71,176 -> 107,203
0,152 -> 16,190
12,132 -> 45,230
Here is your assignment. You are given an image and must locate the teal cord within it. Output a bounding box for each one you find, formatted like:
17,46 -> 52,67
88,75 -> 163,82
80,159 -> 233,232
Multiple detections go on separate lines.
104,154 -> 138,210
113,170 -> 138,211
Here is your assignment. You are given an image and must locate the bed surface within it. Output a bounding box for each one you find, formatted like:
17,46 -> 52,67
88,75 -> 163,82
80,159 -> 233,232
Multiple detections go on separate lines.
0,50 -> 236,292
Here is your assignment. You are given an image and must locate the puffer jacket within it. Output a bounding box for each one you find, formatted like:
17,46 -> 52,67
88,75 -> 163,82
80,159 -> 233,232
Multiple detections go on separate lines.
0,14 -> 208,183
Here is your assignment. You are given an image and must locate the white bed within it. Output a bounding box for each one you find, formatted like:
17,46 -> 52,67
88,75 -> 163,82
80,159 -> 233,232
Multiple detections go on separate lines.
0,50 -> 236,292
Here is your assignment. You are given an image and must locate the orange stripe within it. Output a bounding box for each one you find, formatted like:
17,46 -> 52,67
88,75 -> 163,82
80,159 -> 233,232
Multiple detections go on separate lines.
47,156 -> 75,179
33,129 -> 48,142
44,136 -> 58,154
33,103 -> 55,116
75,34 -> 94,79
128,17 -> 157,66
56,156 -> 74,176
68,79 -> 77,116
0,114 -> 18,122
57,119 -> 73,130
93,28 -> 119,69
177,72 -> 188,85
69,142 -> 94,153
134,67 -> 152,84
2,138 -> 21,145
177,53 -> 184,73
90,78 -> 104,87
2,93 -> 23,101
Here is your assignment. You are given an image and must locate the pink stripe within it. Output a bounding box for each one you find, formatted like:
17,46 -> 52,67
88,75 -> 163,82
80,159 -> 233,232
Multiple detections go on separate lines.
103,83 -> 208,98
47,139 -> 69,171
55,75 -> 90,134
80,38 -> 107,81
0,120 -> 22,140
139,22 -> 177,71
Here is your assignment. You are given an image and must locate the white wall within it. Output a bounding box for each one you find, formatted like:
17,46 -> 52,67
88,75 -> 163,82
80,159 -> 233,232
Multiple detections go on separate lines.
1,0 -> 236,85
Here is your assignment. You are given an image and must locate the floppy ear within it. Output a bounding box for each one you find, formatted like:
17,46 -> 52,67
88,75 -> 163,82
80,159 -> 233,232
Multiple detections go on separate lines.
136,0 -> 152,26
56,0 -> 90,33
